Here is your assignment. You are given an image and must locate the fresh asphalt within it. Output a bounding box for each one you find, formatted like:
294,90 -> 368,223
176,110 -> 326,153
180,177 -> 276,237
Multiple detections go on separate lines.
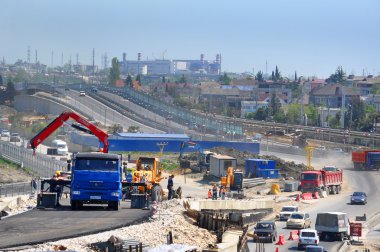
0,199 -> 151,249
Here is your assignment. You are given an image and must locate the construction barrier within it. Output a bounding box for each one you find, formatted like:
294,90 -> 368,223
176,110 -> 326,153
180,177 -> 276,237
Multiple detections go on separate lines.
275,234 -> 286,245
313,192 -> 320,199
301,193 -> 313,200
288,230 -> 299,240
275,247 -> 279,252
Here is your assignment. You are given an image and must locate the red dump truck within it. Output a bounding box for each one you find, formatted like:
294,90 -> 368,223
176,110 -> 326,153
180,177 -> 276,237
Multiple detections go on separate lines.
352,150 -> 380,170
300,169 -> 343,195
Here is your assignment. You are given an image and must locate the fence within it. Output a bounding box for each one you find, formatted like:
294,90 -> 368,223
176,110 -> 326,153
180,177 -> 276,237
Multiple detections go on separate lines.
0,181 -> 34,198
0,140 -> 66,198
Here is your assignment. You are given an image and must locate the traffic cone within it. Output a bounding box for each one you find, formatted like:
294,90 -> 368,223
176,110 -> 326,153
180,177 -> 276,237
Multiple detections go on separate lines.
275,247 -> 279,252
295,194 -> 300,201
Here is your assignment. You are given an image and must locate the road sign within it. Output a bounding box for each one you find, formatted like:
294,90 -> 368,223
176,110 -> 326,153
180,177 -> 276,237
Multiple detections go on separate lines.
350,222 -> 362,237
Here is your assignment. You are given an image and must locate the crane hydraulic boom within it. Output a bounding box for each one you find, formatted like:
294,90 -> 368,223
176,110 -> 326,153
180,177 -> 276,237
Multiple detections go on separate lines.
30,111 -> 109,153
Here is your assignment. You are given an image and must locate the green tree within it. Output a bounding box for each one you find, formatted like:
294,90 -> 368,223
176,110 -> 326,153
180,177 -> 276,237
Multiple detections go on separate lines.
14,68 -> 30,83
136,74 -> 141,84
220,72 -> 231,85
274,108 -> 287,123
305,104 -> 318,126
126,74 -> 133,87
5,80 -> 16,101
179,74 -> 186,83
0,74 -> 3,85
286,104 -> 302,124
328,66 -> 346,83
162,76 -> 166,83
271,71 -> 275,80
253,107 -> 269,120
274,65 -> 282,81
109,57 -> 120,86
269,92 -> 281,116
256,71 -> 264,82
294,71 -> 298,82
328,115 -> 340,128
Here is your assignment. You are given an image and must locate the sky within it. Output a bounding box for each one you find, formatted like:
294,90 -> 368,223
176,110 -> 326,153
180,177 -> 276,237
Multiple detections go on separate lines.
1,0 -> 379,78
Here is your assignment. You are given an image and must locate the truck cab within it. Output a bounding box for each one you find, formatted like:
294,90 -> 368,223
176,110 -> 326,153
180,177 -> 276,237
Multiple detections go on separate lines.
70,152 -> 122,210
300,171 -> 323,193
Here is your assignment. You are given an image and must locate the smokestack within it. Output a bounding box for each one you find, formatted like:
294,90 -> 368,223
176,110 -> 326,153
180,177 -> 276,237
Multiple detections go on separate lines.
200,53 -> 204,64
216,54 -> 221,64
138,53 -> 141,61
122,52 -> 126,62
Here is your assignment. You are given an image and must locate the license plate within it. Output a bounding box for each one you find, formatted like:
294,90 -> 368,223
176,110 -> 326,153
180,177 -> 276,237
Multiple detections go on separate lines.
90,196 -> 101,200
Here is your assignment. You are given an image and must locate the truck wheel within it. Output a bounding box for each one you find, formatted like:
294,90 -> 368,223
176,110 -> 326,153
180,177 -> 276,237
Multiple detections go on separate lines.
108,201 -> 119,210
71,201 -> 76,210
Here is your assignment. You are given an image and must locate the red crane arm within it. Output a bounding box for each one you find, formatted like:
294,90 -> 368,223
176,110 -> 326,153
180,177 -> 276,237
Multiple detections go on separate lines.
29,111 -> 109,153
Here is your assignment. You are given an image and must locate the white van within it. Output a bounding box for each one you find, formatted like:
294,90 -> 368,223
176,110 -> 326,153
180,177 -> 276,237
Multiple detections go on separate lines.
52,139 -> 69,155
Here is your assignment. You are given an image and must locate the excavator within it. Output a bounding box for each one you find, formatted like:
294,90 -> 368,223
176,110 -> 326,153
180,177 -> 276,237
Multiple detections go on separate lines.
30,111 -> 123,210
220,166 -> 244,197
178,141 -> 214,172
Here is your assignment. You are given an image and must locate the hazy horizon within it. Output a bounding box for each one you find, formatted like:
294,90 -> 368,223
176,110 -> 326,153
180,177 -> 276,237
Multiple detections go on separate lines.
1,0 -> 379,78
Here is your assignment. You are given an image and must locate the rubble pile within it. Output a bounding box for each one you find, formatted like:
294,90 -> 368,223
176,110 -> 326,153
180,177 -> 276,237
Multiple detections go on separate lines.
27,199 -> 216,252
210,146 -> 307,178
6,196 -> 36,215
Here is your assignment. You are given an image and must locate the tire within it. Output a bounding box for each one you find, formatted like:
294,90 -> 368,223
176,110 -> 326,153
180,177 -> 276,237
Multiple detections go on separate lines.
71,200 -> 77,210
108,201 -> 119,210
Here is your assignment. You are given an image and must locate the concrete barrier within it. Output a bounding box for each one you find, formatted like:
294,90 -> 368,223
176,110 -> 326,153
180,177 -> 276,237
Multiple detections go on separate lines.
189,199 -> 275,211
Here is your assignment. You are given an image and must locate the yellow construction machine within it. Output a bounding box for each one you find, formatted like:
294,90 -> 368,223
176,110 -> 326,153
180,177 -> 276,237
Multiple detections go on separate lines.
221,166 -> 244,193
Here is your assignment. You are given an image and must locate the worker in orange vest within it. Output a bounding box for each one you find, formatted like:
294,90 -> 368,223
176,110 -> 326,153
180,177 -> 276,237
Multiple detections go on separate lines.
207,189 -> 212,199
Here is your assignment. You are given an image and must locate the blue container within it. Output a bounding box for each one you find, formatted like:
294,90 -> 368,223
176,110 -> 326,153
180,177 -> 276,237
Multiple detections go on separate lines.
245,159 -> 276,178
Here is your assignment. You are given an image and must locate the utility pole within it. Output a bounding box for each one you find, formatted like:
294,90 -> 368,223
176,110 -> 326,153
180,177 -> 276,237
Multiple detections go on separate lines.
51,51 -> 54,68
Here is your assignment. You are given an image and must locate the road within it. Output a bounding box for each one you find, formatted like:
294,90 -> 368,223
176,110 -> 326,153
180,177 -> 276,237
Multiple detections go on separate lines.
247,151 -> 380,251
0,199 -> 151,249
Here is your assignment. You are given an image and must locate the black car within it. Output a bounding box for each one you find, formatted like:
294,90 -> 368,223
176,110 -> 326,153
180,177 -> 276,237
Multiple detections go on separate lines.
253,221 -> 277,243
351,191 -> 367,205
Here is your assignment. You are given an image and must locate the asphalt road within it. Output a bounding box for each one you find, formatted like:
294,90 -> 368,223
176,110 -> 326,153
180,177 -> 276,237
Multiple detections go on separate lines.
247,152 -> 380,252
0,199 -> 151,249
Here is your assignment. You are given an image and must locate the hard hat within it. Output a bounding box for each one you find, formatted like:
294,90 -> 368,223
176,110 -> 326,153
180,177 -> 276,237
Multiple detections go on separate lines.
55,171 -> 61,176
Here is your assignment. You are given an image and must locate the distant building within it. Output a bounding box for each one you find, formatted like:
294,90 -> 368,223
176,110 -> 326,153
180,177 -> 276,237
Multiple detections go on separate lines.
241,101 -> 268,118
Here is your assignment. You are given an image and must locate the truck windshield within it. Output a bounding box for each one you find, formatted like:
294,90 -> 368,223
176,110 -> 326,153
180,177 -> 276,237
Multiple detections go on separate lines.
301,174 -> 317,180
75,158 -> 118,171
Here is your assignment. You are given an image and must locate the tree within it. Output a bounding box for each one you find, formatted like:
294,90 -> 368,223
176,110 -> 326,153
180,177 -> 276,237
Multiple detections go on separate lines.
126,74 -> 133,87
253,107 -> 269,120
14,68 -> 30,83
179,74 -> 186,83
286,104 -> 302,124
5,80 -> 16,102
269,92 -> 281,116
136,74 -> 141,84
274,65 -> 282,81
0,74 -> 3,85
271,71 -> 275,80
220,72 -> 230,85
109,57 -> 120,86
274,108 -> 287,123
162,76 -> 166,83
327,66 -> 346,83
294,71 -> 298,82
305,104 -> 318,126
256,71 -> 264,82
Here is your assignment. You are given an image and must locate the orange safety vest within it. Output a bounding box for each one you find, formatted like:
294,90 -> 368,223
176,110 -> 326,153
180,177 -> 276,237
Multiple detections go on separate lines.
207,190 -> 212,198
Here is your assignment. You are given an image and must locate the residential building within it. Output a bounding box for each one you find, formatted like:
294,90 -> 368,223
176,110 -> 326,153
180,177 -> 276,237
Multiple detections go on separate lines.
310,83 -> 360,108
241,101 -> 268,118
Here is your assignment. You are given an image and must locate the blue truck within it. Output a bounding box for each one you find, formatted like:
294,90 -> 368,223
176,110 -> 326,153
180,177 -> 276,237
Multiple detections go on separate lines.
70,152 -> 122,210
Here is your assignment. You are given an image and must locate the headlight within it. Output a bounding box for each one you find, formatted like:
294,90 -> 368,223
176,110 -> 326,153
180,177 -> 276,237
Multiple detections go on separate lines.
72,191 -> 81,195
111,192 -> 119,197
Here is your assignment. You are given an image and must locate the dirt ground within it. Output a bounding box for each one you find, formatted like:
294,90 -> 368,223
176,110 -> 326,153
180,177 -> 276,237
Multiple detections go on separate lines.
0,162 -> 33,184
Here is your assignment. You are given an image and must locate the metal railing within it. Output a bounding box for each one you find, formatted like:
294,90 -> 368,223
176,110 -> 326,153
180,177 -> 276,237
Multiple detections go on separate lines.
0,181 -> 34,198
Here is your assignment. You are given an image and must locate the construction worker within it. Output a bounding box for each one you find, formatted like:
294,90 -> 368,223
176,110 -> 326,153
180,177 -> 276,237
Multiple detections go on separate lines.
212,184 -> 218,200
51,171 -> 63,207
207,189 -> 212,199
167,174 -> 174,200
221,186 -> 227,200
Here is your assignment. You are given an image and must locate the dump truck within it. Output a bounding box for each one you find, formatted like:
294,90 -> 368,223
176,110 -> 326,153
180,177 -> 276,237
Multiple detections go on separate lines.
352,150 -> 380,170
315,212 -> 350,241
300,169 -> 343,194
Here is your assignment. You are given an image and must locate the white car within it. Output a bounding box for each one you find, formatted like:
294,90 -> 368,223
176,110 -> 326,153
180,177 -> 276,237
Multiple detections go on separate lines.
1,130 -> 10,138
79,91 -> 86,96
279,206 -> 299,221
298,229 -> 319,250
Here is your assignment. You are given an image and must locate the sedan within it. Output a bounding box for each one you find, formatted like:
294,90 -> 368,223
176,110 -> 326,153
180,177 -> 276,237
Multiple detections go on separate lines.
286,212 -> 311,229
351,191 -> 367,205
253,221 -> 277,243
